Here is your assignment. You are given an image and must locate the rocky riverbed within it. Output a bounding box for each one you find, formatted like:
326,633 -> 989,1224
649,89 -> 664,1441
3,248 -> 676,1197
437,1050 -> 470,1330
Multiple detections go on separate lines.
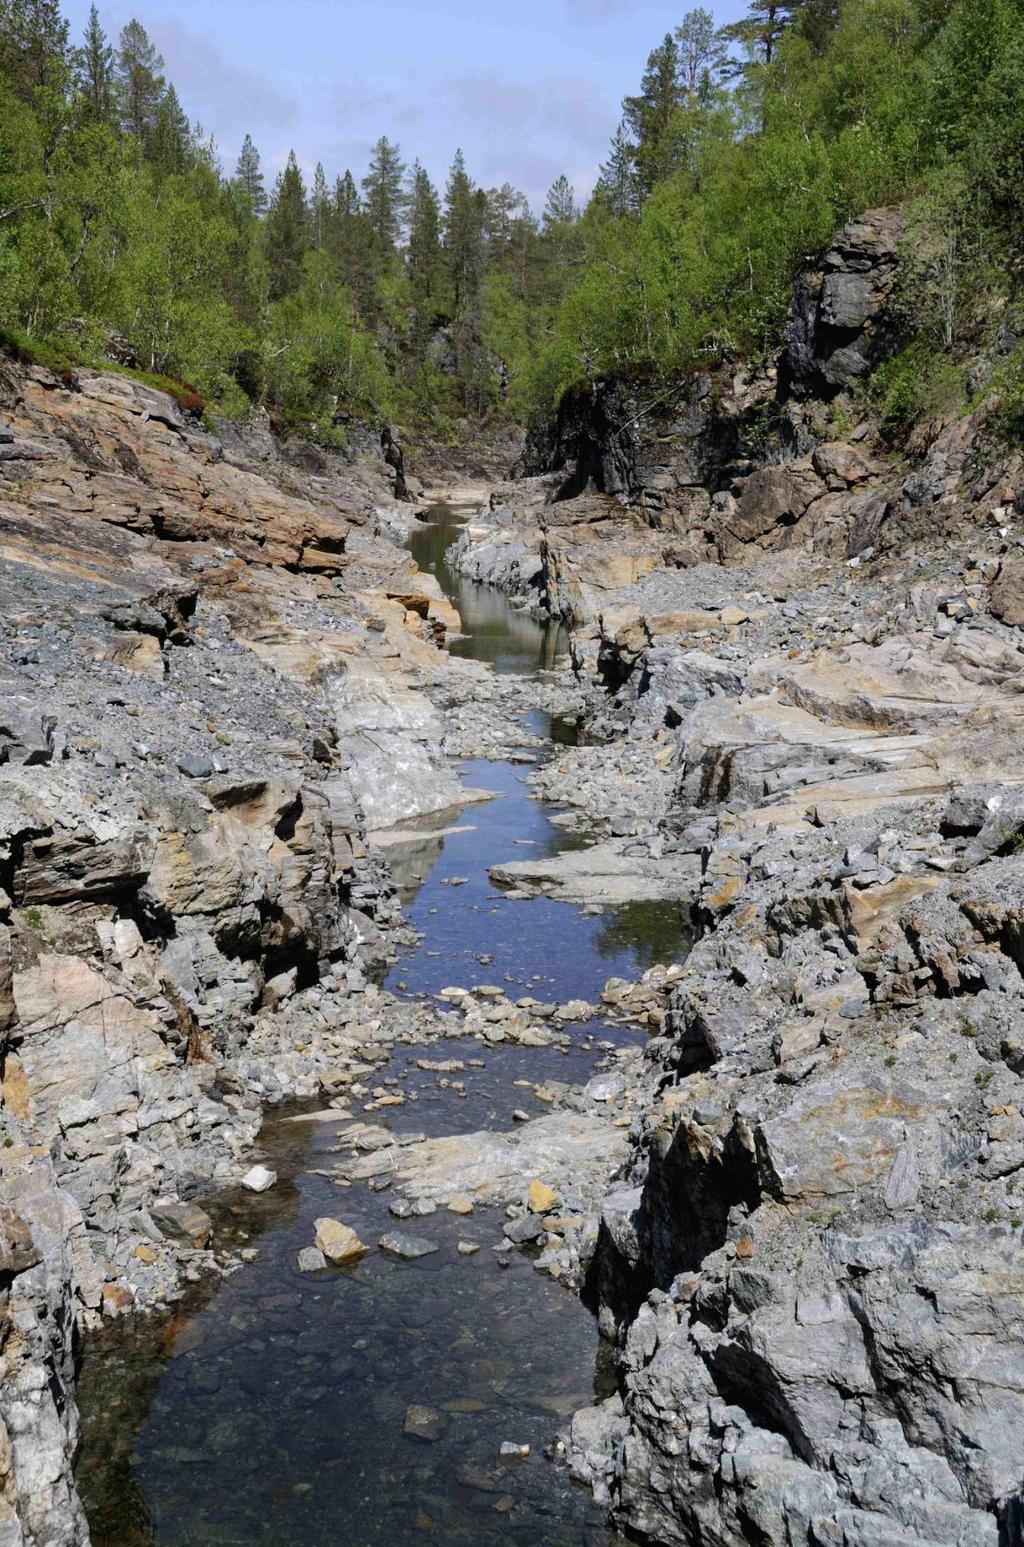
0,351 -> 694,1547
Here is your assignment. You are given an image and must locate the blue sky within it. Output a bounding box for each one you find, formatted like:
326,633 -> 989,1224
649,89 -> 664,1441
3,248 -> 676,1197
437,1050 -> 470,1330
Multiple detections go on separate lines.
62,0 -> 746,211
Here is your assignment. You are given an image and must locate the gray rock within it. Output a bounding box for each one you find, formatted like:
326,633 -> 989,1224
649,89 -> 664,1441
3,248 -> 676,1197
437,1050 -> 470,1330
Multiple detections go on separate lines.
378,1232 -> 439,1260
176,753 -> 214,778
503,1214 -> 545,1245
151,1199 -> 213,1248
296,1247 -> 327,1273
403,1404 -> 446,1442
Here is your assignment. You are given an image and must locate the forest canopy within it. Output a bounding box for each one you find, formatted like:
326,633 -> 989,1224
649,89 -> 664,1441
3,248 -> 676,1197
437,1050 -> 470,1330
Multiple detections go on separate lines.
1,0 -> 1022,438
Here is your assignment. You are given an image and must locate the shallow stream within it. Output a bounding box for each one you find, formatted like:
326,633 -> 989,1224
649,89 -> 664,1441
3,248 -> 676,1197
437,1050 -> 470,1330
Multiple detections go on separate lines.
74,501 -> 685,1546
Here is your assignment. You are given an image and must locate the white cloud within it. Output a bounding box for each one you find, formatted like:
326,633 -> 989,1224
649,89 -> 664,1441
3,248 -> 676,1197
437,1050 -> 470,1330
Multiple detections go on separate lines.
446,71 -> 612,156
149,19 -> 299,133
561,0 -> 639,19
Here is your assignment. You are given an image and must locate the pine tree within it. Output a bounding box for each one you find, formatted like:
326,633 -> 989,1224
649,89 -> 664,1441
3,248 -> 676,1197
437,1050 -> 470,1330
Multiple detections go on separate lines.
675,8 -> 726,99
116,19 -> 165,152
76,3 -> 113,120
0,0 -> 69,95
408,161 -> 442,357
265,149 -> 309,299
793,0 -> 841,55
311,162 -> 330,249
622,34 -> 683,194
333,170 -> 359,220
151,82 -> 190,176
543,174 -> 577,229
329,171 -> 375,309
444,149 -> 484,319
483,184 -> 528,255
595,121 -> 639,217
718,0 -> 802,73
362,135 -> 406,258
235,133 -> 266,215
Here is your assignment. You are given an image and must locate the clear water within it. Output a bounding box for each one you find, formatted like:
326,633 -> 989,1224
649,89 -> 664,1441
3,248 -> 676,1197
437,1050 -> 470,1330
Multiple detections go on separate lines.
406,504 -> 568,676
74,501 -> 683,1546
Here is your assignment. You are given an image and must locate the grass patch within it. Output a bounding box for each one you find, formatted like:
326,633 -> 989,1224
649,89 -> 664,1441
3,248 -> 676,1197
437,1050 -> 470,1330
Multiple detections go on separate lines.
870,344 -> 966,448
0,325 -> 206,416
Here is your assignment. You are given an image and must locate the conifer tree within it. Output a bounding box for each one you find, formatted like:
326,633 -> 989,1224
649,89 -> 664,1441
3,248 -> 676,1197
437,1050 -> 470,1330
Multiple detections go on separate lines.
235,133 -> 266,215
675,8 -> 726,98
334,170 -> 359,220
718,0 -> 802,72
622,34 -> 683,194
151,82 -> 190,176
76,3 -> 113,120
444,149 -> 484,319
0,0 -> 69,95
792,0 -> 840,54
330,170 -> 374,308
362,135 -> 406,257
265,150 -> 309,299
311,162 -> 330,249
483,184 -> 527,255
116,18 -> 164,151
408,161 -> 442,357
543,174 -> 577,229
595,121 -> 639,216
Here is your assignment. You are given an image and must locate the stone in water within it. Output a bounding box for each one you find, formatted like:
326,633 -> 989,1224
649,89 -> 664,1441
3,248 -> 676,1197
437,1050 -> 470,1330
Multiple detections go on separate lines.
241,1165 -> 277,1193
379,1231 -> 439,1260
314,1217 -> 369,1265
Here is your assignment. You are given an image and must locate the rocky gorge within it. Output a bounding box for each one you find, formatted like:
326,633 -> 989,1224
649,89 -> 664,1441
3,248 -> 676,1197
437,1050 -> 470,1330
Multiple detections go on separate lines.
1,198 -> 1024,1547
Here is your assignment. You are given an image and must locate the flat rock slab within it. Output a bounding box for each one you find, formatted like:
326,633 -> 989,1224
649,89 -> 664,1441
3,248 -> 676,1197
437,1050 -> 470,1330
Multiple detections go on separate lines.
388,1112 -> 627,1207
240,1165 -> 277,1193
490,839 -> 700,906
379,1231 -> 440,1260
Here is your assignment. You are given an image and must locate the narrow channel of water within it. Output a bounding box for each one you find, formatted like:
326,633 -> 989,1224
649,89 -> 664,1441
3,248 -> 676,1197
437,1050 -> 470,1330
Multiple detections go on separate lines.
74,500 -> 685,1546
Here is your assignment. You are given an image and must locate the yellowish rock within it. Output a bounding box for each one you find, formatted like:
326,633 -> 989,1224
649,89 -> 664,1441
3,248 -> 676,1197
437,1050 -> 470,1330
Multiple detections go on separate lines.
313,1217 -> 368,1265
528,1180 -> 559,1214
131,1244 -> 158,1265
447,1194 -> 474,1215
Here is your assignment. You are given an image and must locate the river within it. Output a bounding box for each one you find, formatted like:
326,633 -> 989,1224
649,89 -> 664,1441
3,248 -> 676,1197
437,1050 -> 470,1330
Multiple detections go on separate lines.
73,500 -> 685,1547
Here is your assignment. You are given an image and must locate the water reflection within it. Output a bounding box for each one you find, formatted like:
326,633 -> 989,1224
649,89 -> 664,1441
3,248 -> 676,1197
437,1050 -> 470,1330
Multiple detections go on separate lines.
408,504 -> 569,676
383,757 -> 687,1003
387,505 -> 688,1000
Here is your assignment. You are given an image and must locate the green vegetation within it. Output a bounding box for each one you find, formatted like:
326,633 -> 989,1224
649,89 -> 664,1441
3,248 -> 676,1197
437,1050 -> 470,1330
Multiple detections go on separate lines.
1,0 -> 1024,438
534,0 -> 1024,418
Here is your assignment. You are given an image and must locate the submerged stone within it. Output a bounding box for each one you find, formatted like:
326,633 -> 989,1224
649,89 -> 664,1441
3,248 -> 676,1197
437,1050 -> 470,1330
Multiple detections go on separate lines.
403,1404 -> 446,1442
378,1231 -> 439,1260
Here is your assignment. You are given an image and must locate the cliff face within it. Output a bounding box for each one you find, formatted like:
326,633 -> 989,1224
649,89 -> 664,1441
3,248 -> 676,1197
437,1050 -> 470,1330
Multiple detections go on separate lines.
500,208 -> 916,595
0,359 -> 470,1544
